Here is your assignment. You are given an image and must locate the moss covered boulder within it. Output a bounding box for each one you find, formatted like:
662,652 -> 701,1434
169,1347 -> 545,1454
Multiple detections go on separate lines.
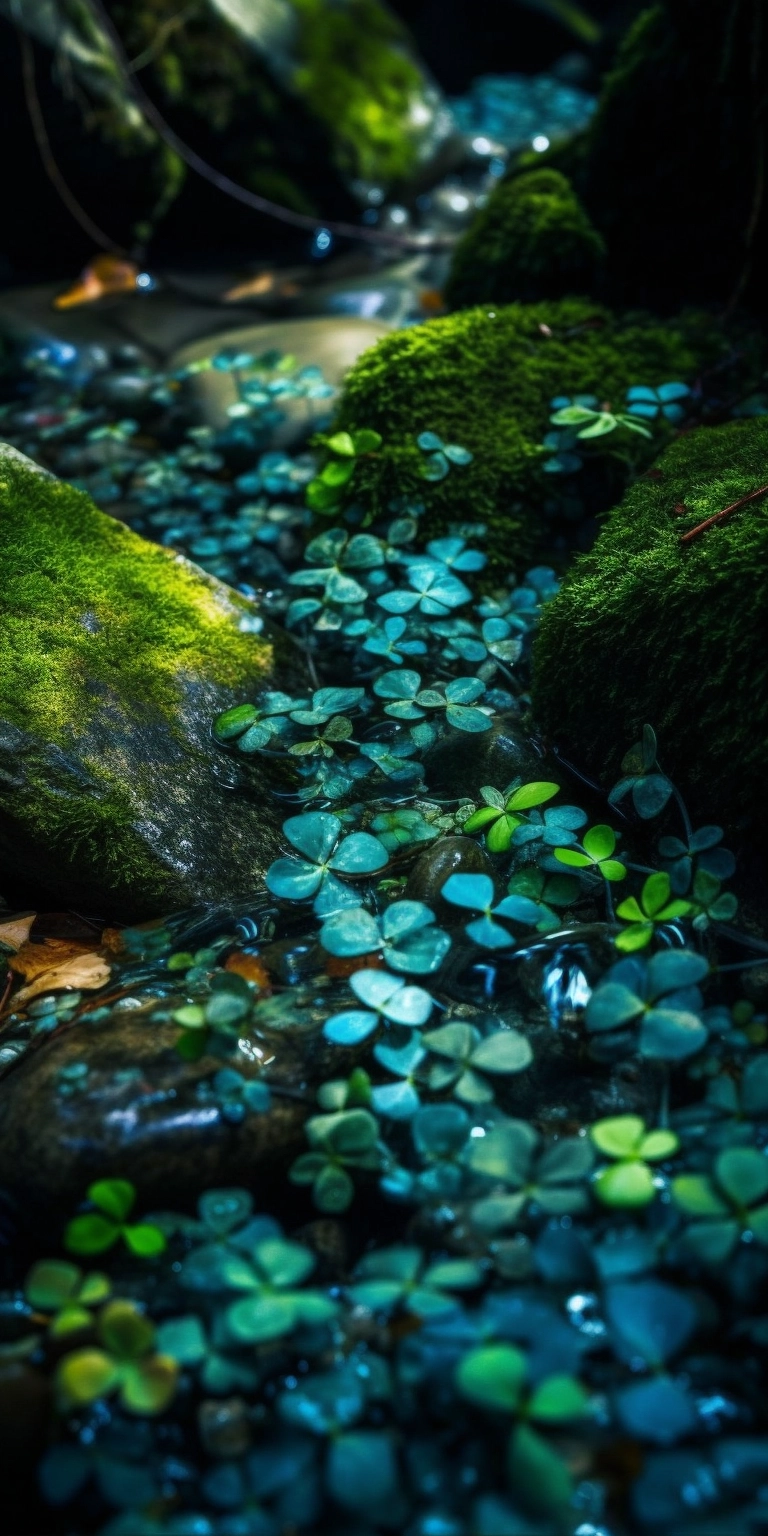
532,417 -> 768,845
534,1 -> 768,312
0,446 -> 295,919
444,170 -> 605,311
332,297 -> 727,566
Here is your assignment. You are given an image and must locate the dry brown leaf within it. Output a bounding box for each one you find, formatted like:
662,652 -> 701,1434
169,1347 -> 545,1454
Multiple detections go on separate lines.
8,936 -> 99,983
10,951 -> 112,1009
0,913 -> 36,953
101,927 -> 127,957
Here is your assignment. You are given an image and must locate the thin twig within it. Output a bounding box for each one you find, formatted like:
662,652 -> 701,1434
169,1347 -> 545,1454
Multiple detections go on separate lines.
18,27 -> 128,257
679,481 -> 768,544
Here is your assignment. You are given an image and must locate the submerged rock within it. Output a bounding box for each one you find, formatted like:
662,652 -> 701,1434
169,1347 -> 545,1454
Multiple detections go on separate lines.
331,298 -> 729,567
532,417 -> 768,848
0,994 -> 321,1228
0,445 -> 299,919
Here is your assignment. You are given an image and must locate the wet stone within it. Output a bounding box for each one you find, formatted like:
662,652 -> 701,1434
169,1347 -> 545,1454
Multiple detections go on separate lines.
0,999 -> 341,1233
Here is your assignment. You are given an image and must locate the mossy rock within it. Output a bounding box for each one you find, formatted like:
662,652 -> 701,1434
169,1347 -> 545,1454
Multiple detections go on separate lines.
532,416 -> 768,846
444,169 -> 605,310
332,297 -> 729,568
533,1 -> 768,311
0,446 -> 297,919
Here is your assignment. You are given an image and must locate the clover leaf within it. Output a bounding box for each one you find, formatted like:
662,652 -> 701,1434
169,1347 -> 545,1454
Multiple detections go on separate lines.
324,968 -> 434,1044
467,1119 -> 594,1228
266,812 -> 388,916
25,1260 -> 111,1337
377,561 -> 471,618
57,1300 -> 178,1415
349,1244 -> 482,1317
456,1344 -> 588,1516
463,781 -> 560,853
366,1034 -> 425,1119
585,950 -> 709,1060
320,900 -> 450,974
441,872 -> 545,948
223,1236 -> 339,1342
672,1147 -> 768,1264
65,1181 -> 166,1259
591,1115 -> 680,1207
554,823 -> 627,881
422,1020 -> 533,1104
362,614 -> 427,665
290,1108 -> 382,1212
608,725 -> 674,820
615,871 -> 693,951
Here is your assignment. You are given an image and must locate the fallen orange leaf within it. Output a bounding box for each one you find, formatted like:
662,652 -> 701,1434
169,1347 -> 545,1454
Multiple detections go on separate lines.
0,913 -> 36,953
54,255 -> 140,310
224,951 -> 271,989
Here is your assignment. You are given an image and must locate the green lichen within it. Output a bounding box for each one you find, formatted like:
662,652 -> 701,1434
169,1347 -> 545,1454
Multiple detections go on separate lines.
332,297 -> 729,568
532,416 -> 768,844
1,457 -> 276,909
444,169 -> 605,310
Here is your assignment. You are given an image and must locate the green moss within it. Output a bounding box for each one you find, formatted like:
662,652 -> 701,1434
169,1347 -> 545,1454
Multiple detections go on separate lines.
291,0 -> 424,184
444,170 -> 605,311
1,456 -> 276,910
332,297 -> 729,568
2,461 -> 272,739
532,416 -> 768,843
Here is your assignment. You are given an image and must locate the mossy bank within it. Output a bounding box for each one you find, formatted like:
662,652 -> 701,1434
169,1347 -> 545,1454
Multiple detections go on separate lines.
532,416 -> 768,848
332,298 -> 731,568
1,447 -> 293,918
444,169 -> 605,310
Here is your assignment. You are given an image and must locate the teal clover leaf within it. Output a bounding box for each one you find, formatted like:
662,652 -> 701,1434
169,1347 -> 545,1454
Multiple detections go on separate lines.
290,1108 -> 382,1212
349,1244 -> 482,1317
658,824 -> 735,896
371,1034 -> 426,1119
377,560 -> 472,617
440,872 -> 544,948
608,725 -> 674,820
585,950 -> 709,1061
672,1147 -> 768,1264
266,812 -> 388,916
467,1120 -> 594,1230
422,1020 -> 533,1104
362,614 -> 427,665
224,1236 -> 339,1342
319,900 -> 451,974
323,968 -> 433,1045
625,381 -> 690,424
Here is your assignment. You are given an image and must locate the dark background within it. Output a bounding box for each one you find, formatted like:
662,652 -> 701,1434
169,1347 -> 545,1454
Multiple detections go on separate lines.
0,0 -> 642,284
